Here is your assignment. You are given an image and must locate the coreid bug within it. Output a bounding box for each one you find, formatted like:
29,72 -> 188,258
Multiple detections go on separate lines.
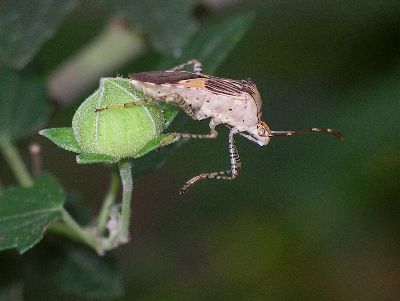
96,59 -> 343,194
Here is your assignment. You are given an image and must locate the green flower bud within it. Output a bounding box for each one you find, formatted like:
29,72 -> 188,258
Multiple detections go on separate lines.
72,78 -> 168,159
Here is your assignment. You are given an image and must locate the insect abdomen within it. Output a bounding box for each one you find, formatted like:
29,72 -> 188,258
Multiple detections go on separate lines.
199,94 -> 235,120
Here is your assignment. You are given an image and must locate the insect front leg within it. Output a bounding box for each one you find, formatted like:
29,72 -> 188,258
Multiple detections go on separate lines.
167,59 -> 203,74
179,128 -> 241,195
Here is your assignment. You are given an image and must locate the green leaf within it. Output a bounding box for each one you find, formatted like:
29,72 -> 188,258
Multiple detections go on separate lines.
0,174 -> 65,254
165,13 -> 255,74
39,128 -> 82,153
76,153 -> 119,164
0,0 -> 78,68
0,66 -> 50,142
97,0 -> 200,54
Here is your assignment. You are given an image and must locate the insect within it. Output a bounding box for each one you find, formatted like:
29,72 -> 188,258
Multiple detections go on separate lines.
96,59 -> 343,194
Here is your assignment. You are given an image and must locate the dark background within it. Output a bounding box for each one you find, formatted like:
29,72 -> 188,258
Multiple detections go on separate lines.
1,1 -> 400,300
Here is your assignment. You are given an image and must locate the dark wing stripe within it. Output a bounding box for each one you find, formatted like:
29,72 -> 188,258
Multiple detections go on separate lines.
205,78 -> 244,96
129,71 -> 206,85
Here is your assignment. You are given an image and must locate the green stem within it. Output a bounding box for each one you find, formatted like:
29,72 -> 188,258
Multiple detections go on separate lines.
0,137 -> 33,187
59,208 -> 101,254
97,171 -> 120,234
118,160 -> 133,242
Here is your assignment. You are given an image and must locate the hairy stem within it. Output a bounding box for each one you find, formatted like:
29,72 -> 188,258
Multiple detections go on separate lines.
118,160 -> 133,242
0,137 -> 33,187
97,171 -> 120,234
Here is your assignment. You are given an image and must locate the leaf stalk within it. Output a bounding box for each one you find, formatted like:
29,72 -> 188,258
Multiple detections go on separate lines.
0,137 -> 33,187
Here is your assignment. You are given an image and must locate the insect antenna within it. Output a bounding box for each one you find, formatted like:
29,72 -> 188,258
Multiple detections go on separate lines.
270,128 -> 343,140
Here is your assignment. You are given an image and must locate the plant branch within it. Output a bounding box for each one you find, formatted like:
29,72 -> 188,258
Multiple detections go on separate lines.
118,160 -> 133,242
97,170 -> 120,234
58,208 -> 101,254
0,137 -> 33,187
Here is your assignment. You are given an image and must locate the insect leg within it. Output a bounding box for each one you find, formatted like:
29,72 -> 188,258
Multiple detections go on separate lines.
96,92 -> 197,120
95,97 -> 156,112
160,119 -> 219,146
161,93 -> 197,120
167,59 -> 203,74
179,129 -> 240,194
270,128 -> 344,140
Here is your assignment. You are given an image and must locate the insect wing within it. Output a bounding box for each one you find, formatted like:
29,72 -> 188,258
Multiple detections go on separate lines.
203,78 -> 246,97
129,71 -> 205,85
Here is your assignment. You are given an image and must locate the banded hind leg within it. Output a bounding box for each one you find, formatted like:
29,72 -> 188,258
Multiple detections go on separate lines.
168,59 -> 203,74
179,129 -> 241,195
95,93 -> 196,118
95,98 -> 155,112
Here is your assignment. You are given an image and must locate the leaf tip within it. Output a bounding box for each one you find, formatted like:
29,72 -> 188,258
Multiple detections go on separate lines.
38,129 -> 47,136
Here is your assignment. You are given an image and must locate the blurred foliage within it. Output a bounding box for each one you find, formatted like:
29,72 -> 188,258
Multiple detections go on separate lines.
96,0 -> 201,54
0,0 -> 78,69
0,0 -> 400,300
0,67 -> 50,142
23,242 -> 123,300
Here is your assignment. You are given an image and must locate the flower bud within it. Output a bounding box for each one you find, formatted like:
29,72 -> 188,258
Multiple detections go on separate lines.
72,78 -> 166,159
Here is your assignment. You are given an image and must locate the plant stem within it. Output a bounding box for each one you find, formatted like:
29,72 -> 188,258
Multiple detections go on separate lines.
59,208 -> 101,254
0,137 -> 33,187
97,171 -> 120,234
118,160 -> 133,242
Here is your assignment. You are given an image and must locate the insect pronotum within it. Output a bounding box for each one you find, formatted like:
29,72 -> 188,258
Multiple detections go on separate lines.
96,59 -> 343,194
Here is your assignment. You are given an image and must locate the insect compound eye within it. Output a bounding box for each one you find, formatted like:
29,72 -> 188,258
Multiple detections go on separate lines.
258,127 -> 266,137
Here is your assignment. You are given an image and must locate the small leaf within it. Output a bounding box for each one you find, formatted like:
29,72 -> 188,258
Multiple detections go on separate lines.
0,66 -> 50,142
0,174 -> 65,254
0,0 -> 78,68
76,153 -> 119,164
97,0 -> 200,54
39,128 -> 81,153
